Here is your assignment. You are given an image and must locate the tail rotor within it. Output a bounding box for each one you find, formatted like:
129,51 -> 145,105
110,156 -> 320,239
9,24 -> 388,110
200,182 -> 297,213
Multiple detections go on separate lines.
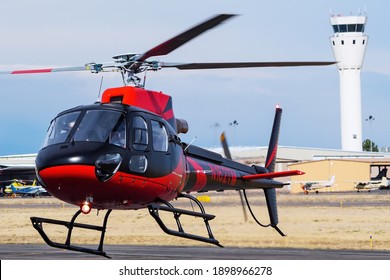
220,132 -> 248,222
220,105 -> 286,236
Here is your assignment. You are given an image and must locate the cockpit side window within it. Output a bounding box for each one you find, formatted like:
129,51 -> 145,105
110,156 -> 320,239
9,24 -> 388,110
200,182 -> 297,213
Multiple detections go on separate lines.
151,120 -> 168,152
42,111 -> 80,148
132,116 -> 148,151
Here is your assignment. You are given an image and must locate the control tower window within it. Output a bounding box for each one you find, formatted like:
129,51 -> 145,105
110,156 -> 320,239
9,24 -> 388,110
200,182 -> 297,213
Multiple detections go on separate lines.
333,24 -> 364,33
339,24 -> 347,32
347,24 -> 356,32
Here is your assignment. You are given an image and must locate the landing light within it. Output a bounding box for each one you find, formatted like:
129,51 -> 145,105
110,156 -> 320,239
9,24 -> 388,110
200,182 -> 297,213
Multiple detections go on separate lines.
81,202 -> 92,214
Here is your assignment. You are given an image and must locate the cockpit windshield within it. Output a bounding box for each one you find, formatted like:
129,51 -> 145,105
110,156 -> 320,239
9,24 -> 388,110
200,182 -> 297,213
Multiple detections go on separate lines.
42,110 -> 126,148
73,110 -> 125,146
43,111 -> 80,147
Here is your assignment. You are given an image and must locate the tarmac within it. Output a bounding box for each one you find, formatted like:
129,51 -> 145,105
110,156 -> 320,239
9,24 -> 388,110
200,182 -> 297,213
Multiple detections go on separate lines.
1,244 -> 390,260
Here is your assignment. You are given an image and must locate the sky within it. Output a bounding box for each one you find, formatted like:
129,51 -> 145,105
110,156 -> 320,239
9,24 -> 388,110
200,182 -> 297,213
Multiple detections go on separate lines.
1,0 -> 390,155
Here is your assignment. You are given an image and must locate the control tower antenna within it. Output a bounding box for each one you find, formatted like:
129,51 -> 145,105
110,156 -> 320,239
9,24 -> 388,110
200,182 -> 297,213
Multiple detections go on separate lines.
330,12 -> 368,151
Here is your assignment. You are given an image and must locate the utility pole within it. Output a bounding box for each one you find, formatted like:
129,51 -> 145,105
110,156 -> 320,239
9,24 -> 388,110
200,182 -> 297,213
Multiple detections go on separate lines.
365,115 -> 375,152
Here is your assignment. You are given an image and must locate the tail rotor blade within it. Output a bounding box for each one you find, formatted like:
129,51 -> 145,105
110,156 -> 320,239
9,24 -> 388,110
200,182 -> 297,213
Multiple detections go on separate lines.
220,132 -> 232,160
220,132 -> 248,222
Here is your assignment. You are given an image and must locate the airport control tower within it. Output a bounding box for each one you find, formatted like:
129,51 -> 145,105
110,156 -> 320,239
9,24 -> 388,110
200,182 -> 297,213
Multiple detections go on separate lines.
330,14 -> 368,151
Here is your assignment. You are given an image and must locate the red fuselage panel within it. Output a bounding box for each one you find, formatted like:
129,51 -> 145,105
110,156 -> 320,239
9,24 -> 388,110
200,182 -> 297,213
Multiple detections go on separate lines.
39,165 -> 183,210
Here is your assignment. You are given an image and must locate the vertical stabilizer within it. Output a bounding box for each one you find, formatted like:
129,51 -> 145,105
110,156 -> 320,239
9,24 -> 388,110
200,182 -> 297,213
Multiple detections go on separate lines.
265,105 -> 282,173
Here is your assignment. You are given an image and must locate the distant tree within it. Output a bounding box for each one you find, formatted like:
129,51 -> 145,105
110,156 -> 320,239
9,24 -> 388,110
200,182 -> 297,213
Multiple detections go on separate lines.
362,139 -> 378,152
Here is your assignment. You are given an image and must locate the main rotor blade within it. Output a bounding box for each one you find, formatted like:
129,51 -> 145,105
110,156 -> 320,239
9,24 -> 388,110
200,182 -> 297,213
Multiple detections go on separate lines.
137,14 -> 237,62
0,63 -> 118,75
161,61 -> 335,70
0,66 -> 90,75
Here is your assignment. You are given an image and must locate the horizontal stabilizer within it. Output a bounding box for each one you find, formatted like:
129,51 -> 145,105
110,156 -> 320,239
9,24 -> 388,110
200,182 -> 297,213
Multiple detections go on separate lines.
242,170 -> 304,180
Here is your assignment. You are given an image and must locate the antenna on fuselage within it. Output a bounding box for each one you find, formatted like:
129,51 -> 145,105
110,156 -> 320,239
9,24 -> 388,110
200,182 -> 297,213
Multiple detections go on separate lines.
142,70 -> 147,88
97,76 -> 104,102
184,136 -> 197,152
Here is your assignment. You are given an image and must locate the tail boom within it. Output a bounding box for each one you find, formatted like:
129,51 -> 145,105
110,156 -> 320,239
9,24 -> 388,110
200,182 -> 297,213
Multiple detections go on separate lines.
183,154 -> 285,193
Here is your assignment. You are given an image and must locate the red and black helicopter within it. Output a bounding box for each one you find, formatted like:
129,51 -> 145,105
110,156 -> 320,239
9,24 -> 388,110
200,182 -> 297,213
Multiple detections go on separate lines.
2,14 -> 333,257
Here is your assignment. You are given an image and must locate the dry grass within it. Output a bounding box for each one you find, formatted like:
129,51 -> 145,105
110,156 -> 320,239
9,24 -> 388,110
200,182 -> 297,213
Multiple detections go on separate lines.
1,191 -> 390,251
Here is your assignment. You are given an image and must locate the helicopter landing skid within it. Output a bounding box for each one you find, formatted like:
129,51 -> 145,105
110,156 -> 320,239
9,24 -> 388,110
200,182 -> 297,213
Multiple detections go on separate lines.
148,193 -> 222,247
30,209 -> 112,258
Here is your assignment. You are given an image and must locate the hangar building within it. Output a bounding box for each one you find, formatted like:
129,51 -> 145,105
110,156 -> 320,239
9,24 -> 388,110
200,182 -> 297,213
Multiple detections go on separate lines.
212,146 -> 390,194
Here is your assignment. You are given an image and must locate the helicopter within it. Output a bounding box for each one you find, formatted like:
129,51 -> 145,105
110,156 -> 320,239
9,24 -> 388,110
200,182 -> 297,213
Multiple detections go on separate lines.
1,14 -> 334,257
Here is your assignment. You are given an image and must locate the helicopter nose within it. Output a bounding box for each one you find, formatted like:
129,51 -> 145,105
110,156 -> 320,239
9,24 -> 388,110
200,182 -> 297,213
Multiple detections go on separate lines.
37,165 -> 104,204
36,142 -> 126,190
37,164 -> 127,207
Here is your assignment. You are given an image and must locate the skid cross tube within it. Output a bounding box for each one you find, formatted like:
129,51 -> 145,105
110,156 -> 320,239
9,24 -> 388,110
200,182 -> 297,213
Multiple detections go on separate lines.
148,193 -> 222,247
31,209 -> 112,258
